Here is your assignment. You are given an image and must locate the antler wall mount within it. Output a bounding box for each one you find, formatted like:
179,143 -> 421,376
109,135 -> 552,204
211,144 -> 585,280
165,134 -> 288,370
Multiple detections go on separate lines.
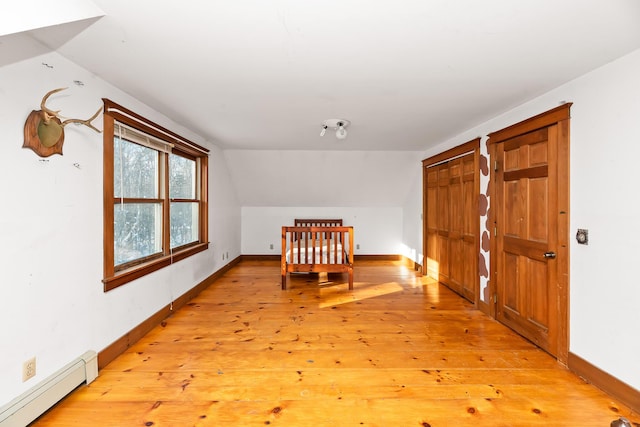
23,88 -> 102,157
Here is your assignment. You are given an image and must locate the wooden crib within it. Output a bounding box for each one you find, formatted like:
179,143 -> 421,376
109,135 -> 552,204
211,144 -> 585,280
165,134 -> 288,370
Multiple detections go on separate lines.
281,219 -> 354,290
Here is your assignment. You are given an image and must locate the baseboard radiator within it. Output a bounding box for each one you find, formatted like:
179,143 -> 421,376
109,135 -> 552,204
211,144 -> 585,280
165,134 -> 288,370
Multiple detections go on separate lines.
0,351 -> 98,427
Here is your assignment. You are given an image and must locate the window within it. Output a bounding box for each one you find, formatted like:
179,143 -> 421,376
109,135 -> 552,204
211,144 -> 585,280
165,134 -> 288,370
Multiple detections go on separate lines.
103,99 -> 209,291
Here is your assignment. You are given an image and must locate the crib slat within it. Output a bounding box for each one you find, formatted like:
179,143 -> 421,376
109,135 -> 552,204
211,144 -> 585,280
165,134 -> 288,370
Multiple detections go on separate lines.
311,231 -> 316,264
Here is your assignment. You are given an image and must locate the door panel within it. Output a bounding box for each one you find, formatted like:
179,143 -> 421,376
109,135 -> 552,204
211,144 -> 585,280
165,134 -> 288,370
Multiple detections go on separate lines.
461,155 -> 476,301
504,180 -> 524,236
437,233 -> 450,283
437,164 -> 450,284
461,238 -> 475,300
529,178 -> 548,240
426,231 -> 438,278
426,169 -> 439,278
448,158 -> 464,294
528,258 -> 549,329
502,252 -> 519,312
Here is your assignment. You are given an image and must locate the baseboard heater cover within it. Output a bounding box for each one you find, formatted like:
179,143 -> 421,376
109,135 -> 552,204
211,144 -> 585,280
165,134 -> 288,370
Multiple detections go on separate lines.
0,350 -> 98,427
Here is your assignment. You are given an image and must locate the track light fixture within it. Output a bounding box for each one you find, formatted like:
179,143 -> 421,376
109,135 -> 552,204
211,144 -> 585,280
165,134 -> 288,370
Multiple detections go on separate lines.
320,119 -> 350,140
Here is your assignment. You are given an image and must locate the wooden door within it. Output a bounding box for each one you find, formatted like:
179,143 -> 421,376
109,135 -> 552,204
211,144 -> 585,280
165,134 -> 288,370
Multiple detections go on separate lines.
448,156 -> 476,301
423,139 -> 480,304
489,104 -> 570,361
425,167 -> 440,279
460,155 -> 477,301
447,159 -> 463,295
437,163 -> 451,286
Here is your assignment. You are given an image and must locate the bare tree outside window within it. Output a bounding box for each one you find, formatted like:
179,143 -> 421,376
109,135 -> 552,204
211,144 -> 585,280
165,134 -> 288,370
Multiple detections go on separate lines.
169,154 -> 198,249
113,138 -> 162,265
102,99 -> 209,291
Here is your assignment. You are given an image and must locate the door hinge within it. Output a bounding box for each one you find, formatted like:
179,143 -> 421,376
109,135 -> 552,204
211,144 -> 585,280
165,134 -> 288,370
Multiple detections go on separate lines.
494,160 -> 498,171
493,293 -> 497,303
494,226 -> 497,237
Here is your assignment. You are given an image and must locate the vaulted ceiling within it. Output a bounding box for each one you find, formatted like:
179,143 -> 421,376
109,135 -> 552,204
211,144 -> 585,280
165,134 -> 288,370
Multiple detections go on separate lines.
8,0 -> 640,152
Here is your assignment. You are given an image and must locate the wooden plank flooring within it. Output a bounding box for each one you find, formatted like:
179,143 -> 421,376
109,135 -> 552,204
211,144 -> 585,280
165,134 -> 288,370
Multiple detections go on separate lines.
34,260 -> 638,426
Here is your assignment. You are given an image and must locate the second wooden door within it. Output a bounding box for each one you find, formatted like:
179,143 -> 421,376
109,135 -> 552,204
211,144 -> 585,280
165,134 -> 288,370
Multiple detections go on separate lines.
490,104 -> 570,361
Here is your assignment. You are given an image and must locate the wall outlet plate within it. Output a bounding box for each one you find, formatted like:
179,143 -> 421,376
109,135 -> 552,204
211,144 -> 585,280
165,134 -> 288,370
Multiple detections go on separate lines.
22,357 -> 36,382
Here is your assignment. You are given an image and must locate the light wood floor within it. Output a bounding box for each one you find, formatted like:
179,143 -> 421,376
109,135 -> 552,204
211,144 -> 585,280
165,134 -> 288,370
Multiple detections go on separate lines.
34,260 -> 638,426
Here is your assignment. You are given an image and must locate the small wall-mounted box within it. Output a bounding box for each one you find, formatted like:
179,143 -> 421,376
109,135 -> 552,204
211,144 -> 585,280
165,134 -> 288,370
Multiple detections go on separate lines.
576,229 -> 588,245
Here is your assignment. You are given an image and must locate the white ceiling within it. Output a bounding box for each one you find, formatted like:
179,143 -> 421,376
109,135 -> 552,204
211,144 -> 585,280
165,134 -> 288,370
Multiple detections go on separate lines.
16,0 -> 640,151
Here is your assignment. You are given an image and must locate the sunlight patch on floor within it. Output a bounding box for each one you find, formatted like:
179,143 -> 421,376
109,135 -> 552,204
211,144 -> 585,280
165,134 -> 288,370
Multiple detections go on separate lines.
318,281 -> 405,308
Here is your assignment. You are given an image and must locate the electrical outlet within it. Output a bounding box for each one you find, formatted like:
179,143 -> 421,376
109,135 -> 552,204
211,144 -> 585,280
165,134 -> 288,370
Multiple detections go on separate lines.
356,244 -> 360,250
22,357 -> 36,382
270,244 -> 274,250
226,252 -> 229,259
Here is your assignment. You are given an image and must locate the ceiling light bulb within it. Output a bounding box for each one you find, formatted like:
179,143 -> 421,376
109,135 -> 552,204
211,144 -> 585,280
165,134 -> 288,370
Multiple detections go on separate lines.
336,123 -> 347,140
320,125 -> 327,137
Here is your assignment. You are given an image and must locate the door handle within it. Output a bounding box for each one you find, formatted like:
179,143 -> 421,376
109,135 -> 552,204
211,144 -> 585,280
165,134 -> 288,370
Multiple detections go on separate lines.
543,251 -> 556,259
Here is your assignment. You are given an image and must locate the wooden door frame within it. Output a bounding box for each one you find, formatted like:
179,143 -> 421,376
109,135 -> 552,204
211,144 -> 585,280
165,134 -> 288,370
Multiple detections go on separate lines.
422,138 -> 481,306
487,104 -> 571,364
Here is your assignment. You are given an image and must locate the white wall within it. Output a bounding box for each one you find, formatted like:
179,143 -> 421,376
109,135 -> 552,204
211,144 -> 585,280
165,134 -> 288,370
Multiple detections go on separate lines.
405,48 -> 640,391
242,206 -> 403,255
400,167 -> 423,265
229,149 -> 420,258
224,150 -> 422,207
210,146 -> 243,264
0,48 -> 240,406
